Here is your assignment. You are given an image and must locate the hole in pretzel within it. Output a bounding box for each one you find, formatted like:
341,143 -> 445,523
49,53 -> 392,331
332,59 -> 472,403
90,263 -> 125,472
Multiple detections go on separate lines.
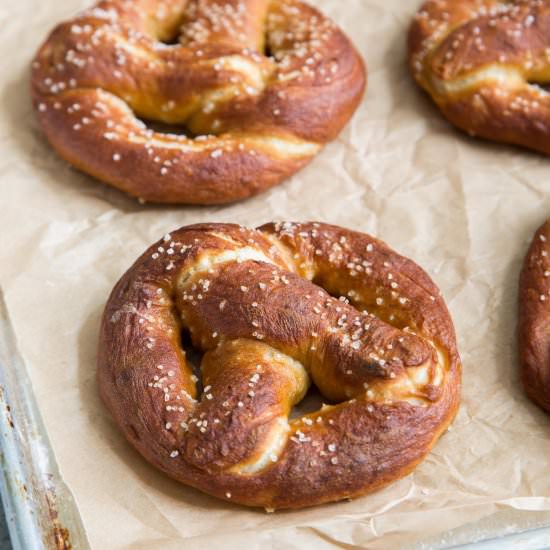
527,81 -> 550,94
263,40 -> 274,60
157,30 -> 182,46
180,327 -> 204,392
138,117 -> 196,138
147,9 -> 187,46
289,385 -> 324,420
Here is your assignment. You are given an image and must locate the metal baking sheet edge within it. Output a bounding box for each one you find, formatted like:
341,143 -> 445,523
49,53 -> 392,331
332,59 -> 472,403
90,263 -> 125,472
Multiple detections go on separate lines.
0,289 -> 89,550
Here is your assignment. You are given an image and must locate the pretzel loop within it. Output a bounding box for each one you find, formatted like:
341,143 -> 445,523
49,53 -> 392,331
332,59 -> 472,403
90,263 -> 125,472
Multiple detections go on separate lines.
32,0 -> 366,203
98,222 -> 461,509
409,0 -> 550,155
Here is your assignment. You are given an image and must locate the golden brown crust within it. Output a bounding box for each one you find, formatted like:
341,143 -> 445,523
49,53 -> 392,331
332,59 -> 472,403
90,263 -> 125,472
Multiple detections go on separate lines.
408,0 -> 550,155
31,0 -> 366,204
97,222 -> 461,509
519,219 -> 550,412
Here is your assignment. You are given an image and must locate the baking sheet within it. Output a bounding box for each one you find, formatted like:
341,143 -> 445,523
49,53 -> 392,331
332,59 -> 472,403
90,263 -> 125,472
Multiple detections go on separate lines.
2,0 -> 550,548
0,294 -> 89,550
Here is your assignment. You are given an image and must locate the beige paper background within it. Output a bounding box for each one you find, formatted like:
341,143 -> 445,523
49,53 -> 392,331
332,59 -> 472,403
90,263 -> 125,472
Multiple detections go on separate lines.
2,0 -> 550,548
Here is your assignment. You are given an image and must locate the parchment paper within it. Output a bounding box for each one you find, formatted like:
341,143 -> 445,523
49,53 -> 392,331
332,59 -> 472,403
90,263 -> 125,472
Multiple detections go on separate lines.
2,0 -> 550,548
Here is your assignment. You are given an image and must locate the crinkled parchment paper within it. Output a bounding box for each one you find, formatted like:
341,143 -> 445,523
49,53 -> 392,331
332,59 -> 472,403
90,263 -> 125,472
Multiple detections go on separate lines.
2,0 -> 550,548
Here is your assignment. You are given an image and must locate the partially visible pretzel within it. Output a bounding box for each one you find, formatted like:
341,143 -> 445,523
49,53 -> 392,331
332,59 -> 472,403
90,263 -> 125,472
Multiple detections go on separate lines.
409,0 -> 550,155
519,219 -> 550,412
98,222 -> 461,509
31,0 -> 366,204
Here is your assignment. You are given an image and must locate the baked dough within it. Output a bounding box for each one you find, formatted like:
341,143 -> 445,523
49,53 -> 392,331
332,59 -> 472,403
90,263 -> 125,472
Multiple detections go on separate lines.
98,222 -> 461,509
409,0 -> 550,155
32,0 -> 366,204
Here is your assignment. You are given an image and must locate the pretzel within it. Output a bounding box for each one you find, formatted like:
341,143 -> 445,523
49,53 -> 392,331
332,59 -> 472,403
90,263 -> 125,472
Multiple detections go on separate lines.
408,0 -> 550,155
31,0 -> 366,205
98,222 -> 461,509
519,219 -> 550,412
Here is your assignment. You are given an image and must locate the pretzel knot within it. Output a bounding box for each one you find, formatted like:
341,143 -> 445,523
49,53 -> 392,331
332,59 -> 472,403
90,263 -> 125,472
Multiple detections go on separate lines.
519,220 -> 550,412
409,0 -> 550,155
98,222 -> 461,509
31,0 -> 366,204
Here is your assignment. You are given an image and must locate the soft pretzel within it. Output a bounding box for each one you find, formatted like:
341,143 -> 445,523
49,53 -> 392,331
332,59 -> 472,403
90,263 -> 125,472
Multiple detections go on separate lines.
31,0 -> 366,204
98,222 -> 461,509
519,219 -> 550,412
408,0 -> 550,155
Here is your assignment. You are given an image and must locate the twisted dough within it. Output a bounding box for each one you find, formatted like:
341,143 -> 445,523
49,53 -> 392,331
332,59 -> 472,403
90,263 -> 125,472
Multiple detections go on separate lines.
31,0 -> 366,204
409,0 -> 550,155
98,222 -> 461,509
519,219 -> 550,412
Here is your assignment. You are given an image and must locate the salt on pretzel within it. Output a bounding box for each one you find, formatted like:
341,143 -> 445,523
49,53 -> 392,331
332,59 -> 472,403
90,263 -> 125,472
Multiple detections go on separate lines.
31,0 -> 366,204
409,0 -> 550,155
98,222 -> 461,509
519,219 -> 550,412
